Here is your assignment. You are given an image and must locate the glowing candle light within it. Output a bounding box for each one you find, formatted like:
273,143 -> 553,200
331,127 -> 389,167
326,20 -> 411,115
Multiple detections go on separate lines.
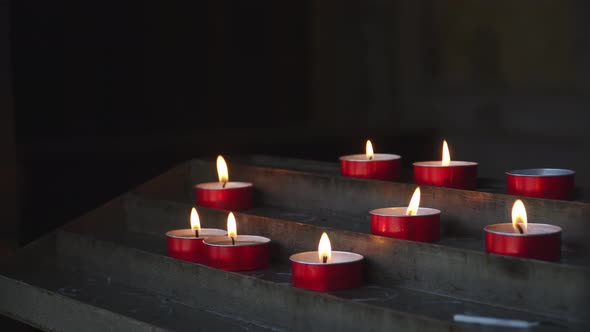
290,232 -> 364,291
484,199 -> 561,261
195,155 -> 254,210
370,187 -> 440,242
413,139 -> 478,190
340,139 -> 401,181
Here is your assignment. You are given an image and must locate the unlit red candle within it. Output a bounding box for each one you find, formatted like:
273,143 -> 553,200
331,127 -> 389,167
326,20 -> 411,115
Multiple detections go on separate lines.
506,168 -> 575,201
484,199 -> 561,261
370,187 -> 441,242
413,140 -> 477,190
340,140 -> 401,181
203,212 -> 270,271
195,155 -> 253,210
290,232 -> 364,291
166,207 -> 226,263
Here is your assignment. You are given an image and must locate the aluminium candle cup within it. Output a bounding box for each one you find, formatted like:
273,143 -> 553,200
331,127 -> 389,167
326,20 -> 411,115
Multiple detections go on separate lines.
413,161 -> 478,190
166,228 -> 227,263
506,168 -> 575,200
339,154 -> 401,181
203,235 -> 271,271
290,251 -> 364,291
484,223 -> 562,262
195,182 -> 253,210
370,207 -> 441,242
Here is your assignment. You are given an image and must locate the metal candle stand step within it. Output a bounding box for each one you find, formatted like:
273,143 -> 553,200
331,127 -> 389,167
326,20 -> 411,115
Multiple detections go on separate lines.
55,229 -> 463,331
0,156 -> 587,332
59,208 -> 584,331
122,193 -> 589,323
130,157 -> 589,322
174,158 -> 589,252
0,234 -> 273,332
0,219 -> 580,332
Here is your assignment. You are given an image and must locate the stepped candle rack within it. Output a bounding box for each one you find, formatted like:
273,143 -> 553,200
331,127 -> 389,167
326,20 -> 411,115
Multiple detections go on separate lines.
0,156 -> 588,331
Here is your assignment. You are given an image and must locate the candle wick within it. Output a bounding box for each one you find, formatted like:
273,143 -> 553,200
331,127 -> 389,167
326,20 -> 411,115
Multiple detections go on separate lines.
222,181 -> 227,188
516,224 -> 524,234
194,229 -> 199,238
368,156 -> 373,161
322,255 -> 328,263
231,237 -> 235,245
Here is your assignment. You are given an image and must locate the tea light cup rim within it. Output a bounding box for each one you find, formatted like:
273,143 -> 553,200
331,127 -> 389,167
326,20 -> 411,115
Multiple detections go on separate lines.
484,223 -> 562,237
166,228 -> 227,239
339,153 -> 401,162
290,251 -> 364,265
369,207 -> 441,217
506,168 -> 574,177
195,181 -> 253,190
413,161 -> 478,167
203,235 -> 270,246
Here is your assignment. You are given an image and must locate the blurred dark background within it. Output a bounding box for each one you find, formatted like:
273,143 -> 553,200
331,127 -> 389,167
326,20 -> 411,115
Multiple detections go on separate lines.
1,0 -> 590,254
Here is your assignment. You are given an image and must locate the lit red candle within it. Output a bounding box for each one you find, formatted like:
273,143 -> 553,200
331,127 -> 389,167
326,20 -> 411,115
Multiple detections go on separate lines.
166,207 -> 226,263
370,187 -> 440,242
290,232 -> 363,291
203,212 -> 271,271
195,155 -> 253,210
413,140 -> 477,190
506,168 -> 575,201
484,199 -> 561,261
340,140 -> 401,181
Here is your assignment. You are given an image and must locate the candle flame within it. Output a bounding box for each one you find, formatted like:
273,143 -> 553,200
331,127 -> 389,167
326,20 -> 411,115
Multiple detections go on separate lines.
190,207 -> 201,231
318,232 -> 332,263
406,187 -> 421,216
227,212 -> 237,239
366,140 -> 374,160
511,199 -> 528,234
217,155 -> 229,183
442,140 -> 451,166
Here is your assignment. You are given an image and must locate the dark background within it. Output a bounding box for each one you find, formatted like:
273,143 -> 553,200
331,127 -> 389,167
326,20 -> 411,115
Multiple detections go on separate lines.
1,1 -> 590,250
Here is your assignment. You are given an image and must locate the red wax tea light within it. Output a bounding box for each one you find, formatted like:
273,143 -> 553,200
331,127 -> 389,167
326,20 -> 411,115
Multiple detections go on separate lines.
166,207 -> 227,263
370,187 -> 441,242
290,232 -> 364,291
413,140 -> 477,190
195,155 -> 253,210
204,212 -> 271,271
340,140 -> 401,181
484,199 -> 561,262
506,168 -> 575,201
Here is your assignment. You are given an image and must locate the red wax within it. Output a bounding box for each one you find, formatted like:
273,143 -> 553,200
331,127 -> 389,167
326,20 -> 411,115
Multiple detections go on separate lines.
370,207 -> 440,242
340,154 -> 401,181
484,223 -> 561,262
166,228 -> 227,263
290,251 -> 364,291
506,169 -> 575,201
204,235 -> 271,271
413,161 -> 478,190
195,182 -> 253,210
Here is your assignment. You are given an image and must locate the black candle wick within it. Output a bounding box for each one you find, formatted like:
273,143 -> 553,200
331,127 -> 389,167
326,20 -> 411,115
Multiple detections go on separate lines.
322,255 -> 328,263
222,181 -> 227,188
231,237 -> 235,245
516,224 -> 524,234
194,229 -> 199,237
